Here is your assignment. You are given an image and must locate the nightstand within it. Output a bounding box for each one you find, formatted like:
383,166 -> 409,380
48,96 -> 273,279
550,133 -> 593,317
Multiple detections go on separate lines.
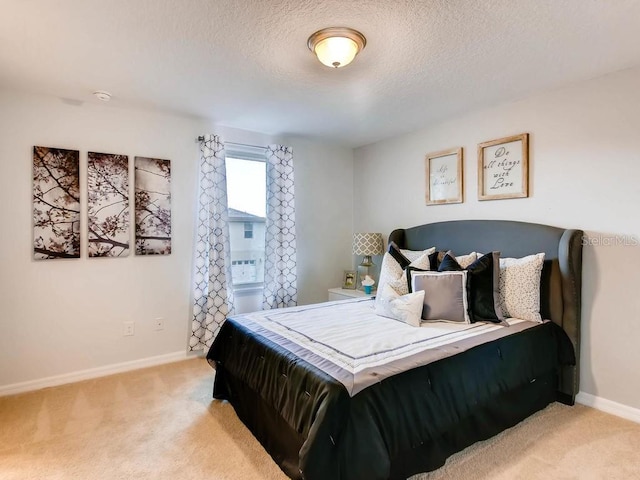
328,288 -> 375,301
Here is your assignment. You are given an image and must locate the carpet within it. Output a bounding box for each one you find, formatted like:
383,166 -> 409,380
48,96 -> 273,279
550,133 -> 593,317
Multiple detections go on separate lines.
1,358 -> 639,479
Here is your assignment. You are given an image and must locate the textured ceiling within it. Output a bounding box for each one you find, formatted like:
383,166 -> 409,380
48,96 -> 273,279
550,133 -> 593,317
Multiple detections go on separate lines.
2,0 -> 640,147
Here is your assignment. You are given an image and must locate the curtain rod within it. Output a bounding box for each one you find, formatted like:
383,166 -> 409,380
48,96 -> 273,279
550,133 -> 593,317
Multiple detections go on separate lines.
196,136 -> 267,150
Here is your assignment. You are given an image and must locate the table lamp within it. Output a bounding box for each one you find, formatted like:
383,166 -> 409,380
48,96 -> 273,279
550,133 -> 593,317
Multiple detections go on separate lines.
352,233 -> 384,291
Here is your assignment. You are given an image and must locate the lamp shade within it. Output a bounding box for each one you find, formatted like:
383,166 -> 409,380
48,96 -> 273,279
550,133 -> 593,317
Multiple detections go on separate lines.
352,233 -> 384,256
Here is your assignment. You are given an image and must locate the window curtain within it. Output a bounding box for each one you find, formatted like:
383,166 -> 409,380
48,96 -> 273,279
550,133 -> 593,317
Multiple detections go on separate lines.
262,145 -> 298,309
190,134 -> 235,351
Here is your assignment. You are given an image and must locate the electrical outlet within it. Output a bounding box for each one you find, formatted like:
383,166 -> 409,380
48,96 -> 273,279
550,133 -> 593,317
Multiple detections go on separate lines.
154,317 -> 164,331
123,321 -> 135,336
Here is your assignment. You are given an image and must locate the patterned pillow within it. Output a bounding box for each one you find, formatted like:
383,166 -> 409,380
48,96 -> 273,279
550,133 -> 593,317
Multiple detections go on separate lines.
456,252 -> 478,269
400,248 -> 434,263
499,253 -> 545,323
374,285 -> 425,327
375,247 -> 435,309
410,270 -> 470,323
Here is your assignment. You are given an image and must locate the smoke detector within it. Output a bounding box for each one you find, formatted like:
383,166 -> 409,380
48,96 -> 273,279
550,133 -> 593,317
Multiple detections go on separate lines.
93,90 -> 112,102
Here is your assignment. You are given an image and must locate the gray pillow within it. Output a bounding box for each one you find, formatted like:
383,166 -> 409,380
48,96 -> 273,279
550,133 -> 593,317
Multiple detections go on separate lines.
410,271 -> 470,323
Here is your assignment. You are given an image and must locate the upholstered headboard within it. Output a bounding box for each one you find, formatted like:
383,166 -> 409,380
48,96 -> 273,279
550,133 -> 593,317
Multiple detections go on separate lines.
389,220 -> 583,404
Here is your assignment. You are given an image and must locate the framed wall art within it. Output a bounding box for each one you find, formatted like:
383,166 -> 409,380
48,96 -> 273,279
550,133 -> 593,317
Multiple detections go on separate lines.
134,156 -> 171,255
33,146 -> 81,259
478,133 -> 529,201
87,152 -> 130,257
425,147 -> 463,205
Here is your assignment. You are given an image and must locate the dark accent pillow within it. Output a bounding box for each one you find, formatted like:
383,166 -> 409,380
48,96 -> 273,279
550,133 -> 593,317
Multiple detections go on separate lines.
437,250 -> 463,272
439,251 -> 507,325
428,251 -> 443,271
387,241 -> 411,270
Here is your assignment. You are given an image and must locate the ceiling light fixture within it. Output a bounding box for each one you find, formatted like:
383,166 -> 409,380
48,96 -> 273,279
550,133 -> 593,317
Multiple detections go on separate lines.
307,27 -> 366,68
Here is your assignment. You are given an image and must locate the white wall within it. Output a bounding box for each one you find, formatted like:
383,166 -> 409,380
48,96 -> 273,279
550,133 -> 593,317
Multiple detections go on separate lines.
0,91 -> 205,389
0,90 -> 353,391
353,67 -> 640,410
285,136 -> 355,305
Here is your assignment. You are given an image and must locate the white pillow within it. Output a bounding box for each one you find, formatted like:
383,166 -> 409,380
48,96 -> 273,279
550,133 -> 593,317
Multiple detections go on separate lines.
376,248 -> 435,303
374,285 -> 425,327
499,253 -> 545,322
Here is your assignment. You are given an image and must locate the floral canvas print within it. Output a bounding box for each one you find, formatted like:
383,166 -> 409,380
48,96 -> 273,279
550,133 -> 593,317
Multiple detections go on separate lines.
135,156 -> 171,255
33,146 -> 81,259
87,152 -> 130,257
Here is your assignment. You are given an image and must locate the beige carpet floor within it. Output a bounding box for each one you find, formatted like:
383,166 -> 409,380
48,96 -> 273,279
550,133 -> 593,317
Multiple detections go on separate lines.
1,358 -> 639,480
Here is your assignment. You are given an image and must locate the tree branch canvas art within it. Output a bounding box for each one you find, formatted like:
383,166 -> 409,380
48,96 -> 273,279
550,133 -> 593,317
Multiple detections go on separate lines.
33,146 -> 81,259
135,156 -> 171,255
87,152 -> 130,257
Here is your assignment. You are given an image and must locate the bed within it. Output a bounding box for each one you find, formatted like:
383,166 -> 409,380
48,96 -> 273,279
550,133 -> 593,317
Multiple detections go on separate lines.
207,220 -> 583,480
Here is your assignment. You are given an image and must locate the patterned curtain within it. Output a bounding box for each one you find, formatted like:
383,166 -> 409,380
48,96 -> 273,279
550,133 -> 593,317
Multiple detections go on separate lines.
262,145 -> 298,310
190,135 -> 235,351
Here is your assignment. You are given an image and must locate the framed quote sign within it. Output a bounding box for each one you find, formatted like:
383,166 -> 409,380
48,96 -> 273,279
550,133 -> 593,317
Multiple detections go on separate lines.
477,133 -> 529,201
425,147 -> 463,205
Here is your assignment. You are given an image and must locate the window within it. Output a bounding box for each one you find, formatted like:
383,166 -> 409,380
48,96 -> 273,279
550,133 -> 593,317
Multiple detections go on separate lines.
226,150 -> 266,287
244,222 -> 253,239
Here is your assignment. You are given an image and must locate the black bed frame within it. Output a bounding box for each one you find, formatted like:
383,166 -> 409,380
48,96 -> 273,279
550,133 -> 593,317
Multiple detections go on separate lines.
389,220 -> 583,404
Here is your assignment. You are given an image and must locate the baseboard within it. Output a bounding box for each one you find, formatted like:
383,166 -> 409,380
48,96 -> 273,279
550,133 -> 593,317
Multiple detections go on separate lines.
576,391 -> 640,424
0,350 -> 193,397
